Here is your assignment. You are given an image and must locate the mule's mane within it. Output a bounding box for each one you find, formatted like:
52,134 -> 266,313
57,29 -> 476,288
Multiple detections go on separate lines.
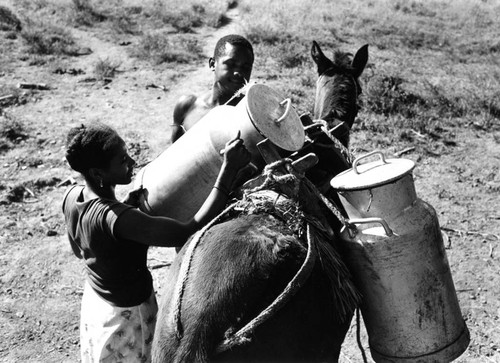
333,51 -> 354,70
319,51 -> 355,78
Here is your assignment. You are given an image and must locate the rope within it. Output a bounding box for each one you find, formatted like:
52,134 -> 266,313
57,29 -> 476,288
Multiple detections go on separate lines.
171,202 -> 239,339
356,308 -> 369,363
310,119 -> 354,164
302,177 -> 349,227
215,223 -> 318,354
244,158 -> 301,197
247,158 -> 354,236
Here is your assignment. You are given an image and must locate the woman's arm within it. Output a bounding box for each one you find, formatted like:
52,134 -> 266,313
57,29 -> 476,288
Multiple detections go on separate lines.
114,132 -> 251,247
114,210 -> 195,247
188,133 -> 249,228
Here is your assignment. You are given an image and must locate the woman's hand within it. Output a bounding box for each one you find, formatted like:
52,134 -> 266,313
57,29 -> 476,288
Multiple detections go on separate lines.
221,131 -> 251,171
122,186 -> 144,207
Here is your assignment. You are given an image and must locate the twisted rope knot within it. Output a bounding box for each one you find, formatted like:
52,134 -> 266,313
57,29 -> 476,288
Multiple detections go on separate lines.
245,158 -> 302,198
309,119 -> 354,164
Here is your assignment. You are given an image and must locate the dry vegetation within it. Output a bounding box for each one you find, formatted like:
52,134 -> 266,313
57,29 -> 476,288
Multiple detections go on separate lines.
1,0 -> 499,362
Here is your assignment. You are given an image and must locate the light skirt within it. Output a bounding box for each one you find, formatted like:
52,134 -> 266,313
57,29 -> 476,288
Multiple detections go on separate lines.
80,281 -> 158,363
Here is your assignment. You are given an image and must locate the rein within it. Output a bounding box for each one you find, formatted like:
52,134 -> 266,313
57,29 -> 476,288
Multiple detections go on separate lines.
170,202 -> 237,339
305,120 -> 354,164
216,222 -> 317,354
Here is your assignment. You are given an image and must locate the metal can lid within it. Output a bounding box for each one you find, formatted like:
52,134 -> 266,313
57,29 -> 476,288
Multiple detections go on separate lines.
245,84 -> 305,151
330,151 -> 415,190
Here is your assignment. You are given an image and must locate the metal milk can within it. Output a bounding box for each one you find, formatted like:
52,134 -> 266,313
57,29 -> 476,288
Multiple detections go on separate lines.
330,151 -> 470,362
135,84 -> 305,221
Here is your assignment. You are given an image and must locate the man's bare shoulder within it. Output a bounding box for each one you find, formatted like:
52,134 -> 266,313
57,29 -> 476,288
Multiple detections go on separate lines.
173,94 -> 198,125
174,92 -> 215,129
175,94 -> 197,112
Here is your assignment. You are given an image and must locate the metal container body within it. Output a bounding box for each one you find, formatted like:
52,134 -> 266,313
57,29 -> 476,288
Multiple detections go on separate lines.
135,104 -> 262,221
330,151 -> 469,362
134,84 -> 305,222
340,200 -> 469,362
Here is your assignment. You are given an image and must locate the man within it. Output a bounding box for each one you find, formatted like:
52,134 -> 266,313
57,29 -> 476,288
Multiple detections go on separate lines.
167,34 -> 254,144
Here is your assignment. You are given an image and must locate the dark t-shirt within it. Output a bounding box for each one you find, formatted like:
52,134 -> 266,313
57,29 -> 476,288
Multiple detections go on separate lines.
62,185 -> 153,307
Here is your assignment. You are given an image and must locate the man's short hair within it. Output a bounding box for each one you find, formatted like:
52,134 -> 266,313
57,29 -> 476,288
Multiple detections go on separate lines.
213,34 -> 254,60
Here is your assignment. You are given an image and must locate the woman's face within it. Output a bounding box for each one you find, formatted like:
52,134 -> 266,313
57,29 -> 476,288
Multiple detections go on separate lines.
101,139 -> 136,186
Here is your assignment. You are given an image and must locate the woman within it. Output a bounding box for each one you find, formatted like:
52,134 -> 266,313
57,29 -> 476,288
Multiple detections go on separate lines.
62,122 -> 250,362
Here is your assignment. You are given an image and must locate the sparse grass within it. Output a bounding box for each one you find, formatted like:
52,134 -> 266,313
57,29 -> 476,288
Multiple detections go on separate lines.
93,58 -> 121,81
0,113 -> 29,153
70,0 -> 107,26
152,1 -> 231,30
20,23 -> 79,56
392,0 -> 439,17
238,0 -> 499,156
16,0 -> 71,27
363,74 -> 429,119
13,0 -> 233,62
0,114 -> 29,143
110,12 -> 140,35
0,86 -> 29,109
0,5 -> 22,31
130,32 -> 204,64
15,0 -> 50,13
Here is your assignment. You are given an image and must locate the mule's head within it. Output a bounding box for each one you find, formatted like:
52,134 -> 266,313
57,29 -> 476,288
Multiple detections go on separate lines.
311,41 -> 368,145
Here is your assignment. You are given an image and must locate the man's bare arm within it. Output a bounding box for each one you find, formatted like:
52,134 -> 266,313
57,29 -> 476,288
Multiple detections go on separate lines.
167,94 -> 197,145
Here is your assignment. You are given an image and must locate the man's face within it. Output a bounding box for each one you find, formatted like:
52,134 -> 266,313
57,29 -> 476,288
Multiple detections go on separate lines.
211,43 -> 254,96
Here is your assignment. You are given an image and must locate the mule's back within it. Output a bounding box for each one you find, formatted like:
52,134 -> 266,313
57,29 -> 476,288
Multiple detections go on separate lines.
153,213 -> 308,362
153,187 -> 357,362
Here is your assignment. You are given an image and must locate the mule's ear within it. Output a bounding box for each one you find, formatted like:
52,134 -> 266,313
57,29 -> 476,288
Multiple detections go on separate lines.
311,40 -> 331,75
208,57 -> 215,70
351,44 -> 369,78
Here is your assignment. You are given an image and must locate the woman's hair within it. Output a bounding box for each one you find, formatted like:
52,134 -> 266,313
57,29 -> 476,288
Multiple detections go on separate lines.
65,122 -> 122,174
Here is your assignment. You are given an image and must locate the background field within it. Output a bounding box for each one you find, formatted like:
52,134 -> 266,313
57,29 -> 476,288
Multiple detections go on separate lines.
1,0 -> 499,362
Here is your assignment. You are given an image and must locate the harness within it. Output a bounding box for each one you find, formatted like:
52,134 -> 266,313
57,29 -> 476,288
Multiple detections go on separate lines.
315,66 -> 361,147
303,119 -> 354,164
170,159 -> 359,355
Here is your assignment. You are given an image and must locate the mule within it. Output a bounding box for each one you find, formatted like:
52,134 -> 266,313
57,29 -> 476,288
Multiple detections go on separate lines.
152,159 -> 358,363
152,42 -> 368,363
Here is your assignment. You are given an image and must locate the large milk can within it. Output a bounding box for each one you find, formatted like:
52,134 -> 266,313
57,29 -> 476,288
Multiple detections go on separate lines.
135,84 -> 305,221
330,151 -> 469,362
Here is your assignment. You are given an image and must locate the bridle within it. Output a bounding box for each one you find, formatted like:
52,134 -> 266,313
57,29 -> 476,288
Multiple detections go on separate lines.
316,66 -> 361,125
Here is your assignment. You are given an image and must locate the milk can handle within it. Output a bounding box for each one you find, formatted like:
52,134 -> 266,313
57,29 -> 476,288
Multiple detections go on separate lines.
353,150 -> 387,174
346,217 -> 394,237
275,98 -> 292,124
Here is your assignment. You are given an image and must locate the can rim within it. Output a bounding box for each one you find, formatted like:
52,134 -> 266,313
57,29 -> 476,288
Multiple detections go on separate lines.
331,157 -> 416,191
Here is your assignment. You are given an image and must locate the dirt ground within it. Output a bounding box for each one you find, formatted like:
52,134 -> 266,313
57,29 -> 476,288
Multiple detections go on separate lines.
1,3 -> 499,363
